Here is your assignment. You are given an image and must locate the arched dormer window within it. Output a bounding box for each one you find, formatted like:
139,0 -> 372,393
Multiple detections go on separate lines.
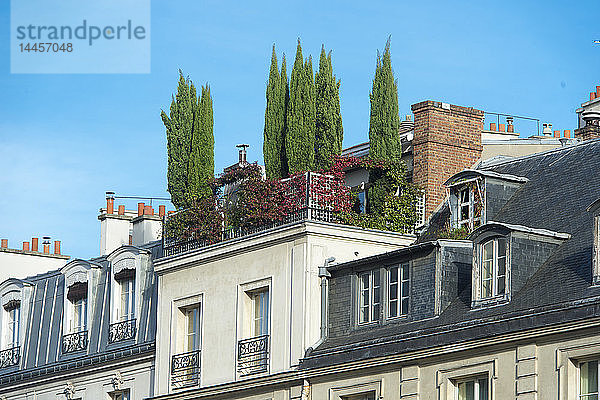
106,246 -> 150,344
61,260 -> 101,354
0,279 -> 32,368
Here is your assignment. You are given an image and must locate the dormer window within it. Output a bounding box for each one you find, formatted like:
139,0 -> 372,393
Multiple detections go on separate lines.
118,273 -> 136,322
67,284 -> 88,333
480,238 -> 507,298
4,303 -> 20,350
457,184 -> 482,231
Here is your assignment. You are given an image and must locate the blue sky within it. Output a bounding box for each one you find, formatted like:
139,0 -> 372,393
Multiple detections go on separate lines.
0,0 -> 599,259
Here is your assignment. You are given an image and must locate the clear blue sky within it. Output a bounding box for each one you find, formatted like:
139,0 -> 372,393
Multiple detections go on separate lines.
1,0 -> 599,259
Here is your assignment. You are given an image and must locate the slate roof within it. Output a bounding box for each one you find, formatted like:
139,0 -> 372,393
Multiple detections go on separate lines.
301,139 -> 600,369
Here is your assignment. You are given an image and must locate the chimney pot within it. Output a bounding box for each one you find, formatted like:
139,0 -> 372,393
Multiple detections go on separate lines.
490,123 -> 497,131
591,92 -> 597,101
236,144 -> 249,165
42,236 -> 50,254
144,205 -> 154,216
499,123 -> 506,132
31,237 -> 39,252
54,240 -> 61,255
507,124 -> 514,133
596,86 -> 600,98
553,130 -> 561,138
159,205 -> 166,217
118,205 -> 125,215
22,241 -> 29,251
564,129 -> 571,138
106,192 -> 115,214
137,203 -> 145,217
1,239 -> 7,249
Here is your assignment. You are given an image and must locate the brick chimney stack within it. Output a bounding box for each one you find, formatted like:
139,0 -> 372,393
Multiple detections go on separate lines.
411,101 -> 484,218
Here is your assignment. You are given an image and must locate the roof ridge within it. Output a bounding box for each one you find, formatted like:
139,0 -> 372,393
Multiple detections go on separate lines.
480,138 -> 600,169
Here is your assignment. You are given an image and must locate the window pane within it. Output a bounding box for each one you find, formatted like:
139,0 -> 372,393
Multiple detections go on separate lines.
458,381 -> 475,400
478,378 -> 489,400
461,205 -> 469,221
390,267 -> 398,284
483,241 -> 493,262
482,277 -> 492,298
497,277 -> 506,295
401,298 -> 409,315
497,238 -> 506,257
581,361 -> 599,396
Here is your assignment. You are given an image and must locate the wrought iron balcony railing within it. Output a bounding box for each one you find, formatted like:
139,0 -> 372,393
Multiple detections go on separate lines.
171,350 -> 201,389
237,335 -> 269,376
62,330 -> 88,354
0,346 -> 20,369
109,319 -> 136,343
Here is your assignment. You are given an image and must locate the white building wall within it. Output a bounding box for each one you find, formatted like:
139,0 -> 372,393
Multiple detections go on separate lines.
153,221 -> 414,396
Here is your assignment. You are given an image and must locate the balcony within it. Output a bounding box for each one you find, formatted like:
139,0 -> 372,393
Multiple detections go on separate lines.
0,346 -> 20,369
161,172 -> 338,259
109,319 -> 137,343
62,330 -> 88,354
171,350 -> 201,389
237,335 -> 269,376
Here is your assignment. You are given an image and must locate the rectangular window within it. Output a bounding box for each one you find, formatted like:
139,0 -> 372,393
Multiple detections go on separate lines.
7,307 -> 20,348
119,277 -> 135,321
480,238 -> 507,299
342,393 -> 376,400
580,360 -> 599,400
251,289 -> 269,337
388,264 -> 409,318
185,306 -> 201,351
459,188 -> 471,229
357,190 -> 367,214
110,389 -> 130,400
71,297 -> 87,333
457,377 -> 489,400
359,270 -> 380,324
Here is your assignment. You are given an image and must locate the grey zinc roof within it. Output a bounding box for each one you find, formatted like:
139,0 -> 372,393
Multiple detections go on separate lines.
301,139 -> 600,369
0,244 -> 158,384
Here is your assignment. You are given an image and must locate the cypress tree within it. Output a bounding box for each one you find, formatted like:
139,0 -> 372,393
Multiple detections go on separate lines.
263,46 -> 288,179
368,38 -> 401,161
286,39 -> 316,174
161,71 -> 214,208
189,84 -> 214,199
368,39 -> 401,213
280,54 -> 289,177
315,45 -> 343,170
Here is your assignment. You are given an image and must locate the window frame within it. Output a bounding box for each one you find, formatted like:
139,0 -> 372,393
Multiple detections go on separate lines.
356,263 -> 410,326
118,276 -> 136,322
578,359 -> 599,400
452,181 -> 484,231
250,288 -> 269,338
5,305 -> 20,349
184,305 -> 202,352
473,235 -> 510,308
70,297 -> 88,333
358,269 -> 381,325
387,263 -> 410,319
454,376 -> 489,400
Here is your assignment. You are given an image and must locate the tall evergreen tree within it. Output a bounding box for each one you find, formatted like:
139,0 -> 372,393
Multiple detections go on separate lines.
263,46 -> 288,179
189,84 -> 214,199
286,40 -> 316,174
315,45 -> 343,170
368,39 -> 401,213
161,71 -> 214,208
280,54 -> 289,176
368,38 -> 401,161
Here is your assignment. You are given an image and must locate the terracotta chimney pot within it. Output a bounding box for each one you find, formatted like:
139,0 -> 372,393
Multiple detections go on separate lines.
564,129 -> 571,138
144,205 -> 154,216
31,237 -> 39,252
499,123 -> 506,132
118,205 -> 125,215
1,239 -> 7,249
43,244 -> 50,254
159,205 -> 166,217
591,92 -> 597,101
553,130 -> 560,138
137,203 -> 145,217
23,241 -> 30,251
54,241 -> 61,255
596,86 -> 600,98
490,123 -> 497,131
507,124 -> 514,133
106,198 -> 114,214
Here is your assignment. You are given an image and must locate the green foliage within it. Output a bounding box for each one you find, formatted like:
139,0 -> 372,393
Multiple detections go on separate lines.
368,38 -> 401,162
438,225 -> 470,240
335,157 -> 421,233
285,39 -> 316,174
263,46 -> 289,179
161,71 -> 214,208
315,45 -> 343,170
